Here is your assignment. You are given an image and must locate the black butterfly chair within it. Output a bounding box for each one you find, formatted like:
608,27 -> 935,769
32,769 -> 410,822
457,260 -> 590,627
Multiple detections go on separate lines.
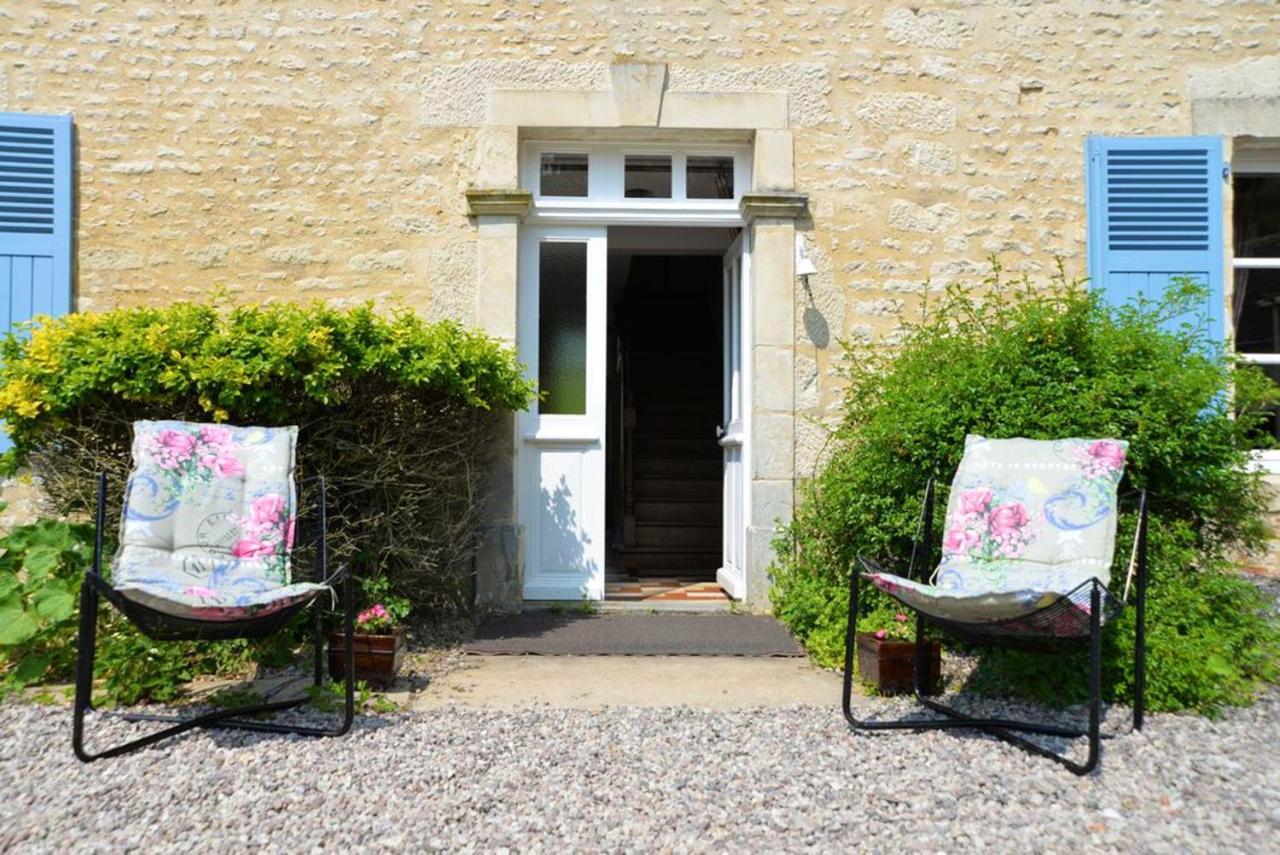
842,477 -> 1149,777
73,459 -> 355,762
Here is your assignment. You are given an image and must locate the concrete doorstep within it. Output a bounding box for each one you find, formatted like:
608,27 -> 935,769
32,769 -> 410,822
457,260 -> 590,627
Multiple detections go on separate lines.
411,655 -> 841,711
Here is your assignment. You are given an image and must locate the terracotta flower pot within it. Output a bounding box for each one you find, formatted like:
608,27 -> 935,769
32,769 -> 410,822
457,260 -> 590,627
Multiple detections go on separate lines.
856,632 -> 941,696
328,627 -> 406,690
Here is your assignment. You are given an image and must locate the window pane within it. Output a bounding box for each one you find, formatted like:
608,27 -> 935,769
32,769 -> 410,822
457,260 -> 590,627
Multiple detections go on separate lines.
1241,363 -> 1280,447
1234,269 -> 1280,354
687,156 -> 735,199
1234,175 -> 1280,257
538,242 -> 588,414
624,155 -> 671,198
540,153 -> 588,197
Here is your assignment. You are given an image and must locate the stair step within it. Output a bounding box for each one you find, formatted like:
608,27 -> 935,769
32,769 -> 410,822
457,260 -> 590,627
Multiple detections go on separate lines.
634,479 -> 720,500
619,548 -> 721,574
634,457 -> 721,479
634,501 -> 722,525
634,435 -> 719,456
634,523 -> 721,549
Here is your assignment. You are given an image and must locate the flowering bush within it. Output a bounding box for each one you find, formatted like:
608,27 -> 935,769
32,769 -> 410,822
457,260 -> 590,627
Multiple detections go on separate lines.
356,604 -> 397,634
771,265 -> 1280,715
857,605 -> 914,643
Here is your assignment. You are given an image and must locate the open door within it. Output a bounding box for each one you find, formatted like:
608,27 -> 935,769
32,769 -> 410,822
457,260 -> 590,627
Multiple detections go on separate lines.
518,226 -> 608,601
717,232 -> 749,599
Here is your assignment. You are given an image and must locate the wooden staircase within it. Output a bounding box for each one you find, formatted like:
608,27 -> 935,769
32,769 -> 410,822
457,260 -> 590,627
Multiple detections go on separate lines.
617,255 -> 722,578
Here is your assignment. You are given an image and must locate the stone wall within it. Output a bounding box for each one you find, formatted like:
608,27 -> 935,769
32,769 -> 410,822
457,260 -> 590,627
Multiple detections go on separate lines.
3,1 -> 1279,569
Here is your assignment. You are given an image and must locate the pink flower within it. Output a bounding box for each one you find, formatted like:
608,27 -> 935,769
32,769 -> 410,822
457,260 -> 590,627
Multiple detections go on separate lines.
184,585 -> 218,598
251,494 -> 286,526
894,613 -> 908,623
1086,440 -> 1126,472
943,528 -> 966,552
988,502 -> 1031,537
358,604 -> 392,626
874,629 -> 887,640
200,425 -> 232,446
152,429 -> 197,466
211,454 -> 244,478
231,538 -> 275,559
959,487 -> 994,516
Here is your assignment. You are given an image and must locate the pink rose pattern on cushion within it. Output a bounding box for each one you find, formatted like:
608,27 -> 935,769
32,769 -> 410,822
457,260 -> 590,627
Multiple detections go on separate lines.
943,486 -> 1037,563
1078,439 -> 1126,480
228,493 -> 294,581
147,423 -> 246,493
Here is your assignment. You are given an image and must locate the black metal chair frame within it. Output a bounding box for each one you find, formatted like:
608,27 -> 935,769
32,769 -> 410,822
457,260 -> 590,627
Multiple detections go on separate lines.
841,480 -> 1149,775
73,472 -> 356,762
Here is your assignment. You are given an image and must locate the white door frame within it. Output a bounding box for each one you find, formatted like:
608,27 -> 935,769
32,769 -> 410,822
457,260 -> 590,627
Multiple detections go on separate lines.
517,225 -> 608,601
717,231 -> 750,599
515,145 -> 753,601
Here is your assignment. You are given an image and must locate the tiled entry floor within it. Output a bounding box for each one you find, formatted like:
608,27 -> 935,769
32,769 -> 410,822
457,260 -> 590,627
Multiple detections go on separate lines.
604,575 -> 730,602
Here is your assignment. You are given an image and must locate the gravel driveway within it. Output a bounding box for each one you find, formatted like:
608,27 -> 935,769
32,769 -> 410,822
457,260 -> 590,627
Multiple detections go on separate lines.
2,691 -> 1278,852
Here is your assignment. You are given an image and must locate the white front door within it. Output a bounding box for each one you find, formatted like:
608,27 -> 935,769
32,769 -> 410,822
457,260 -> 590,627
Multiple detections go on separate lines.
717,232 -> 749,599
518,226 -> 608,601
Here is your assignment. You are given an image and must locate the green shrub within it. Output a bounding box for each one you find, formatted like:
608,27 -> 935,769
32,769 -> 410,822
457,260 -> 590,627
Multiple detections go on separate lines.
772,264 -> 1280,715
0,301 -> 535,613
0,515 -> 90,690
0,517 -> 287,704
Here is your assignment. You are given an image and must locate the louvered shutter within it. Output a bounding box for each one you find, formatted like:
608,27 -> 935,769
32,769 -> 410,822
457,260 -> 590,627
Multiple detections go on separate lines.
0,111 -> 73,450
1085,136 -> 1225,342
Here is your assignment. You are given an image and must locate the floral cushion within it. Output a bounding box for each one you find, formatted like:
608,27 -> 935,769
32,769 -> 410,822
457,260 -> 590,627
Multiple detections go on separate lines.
111,420 -> 325,621
866,435 -> 1128,623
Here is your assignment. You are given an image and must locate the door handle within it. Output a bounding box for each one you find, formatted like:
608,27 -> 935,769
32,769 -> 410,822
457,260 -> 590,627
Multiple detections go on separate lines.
715,424 -> 726,439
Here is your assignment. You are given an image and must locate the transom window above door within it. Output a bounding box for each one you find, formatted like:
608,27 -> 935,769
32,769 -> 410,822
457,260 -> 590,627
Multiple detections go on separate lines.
520,142 -> 752,225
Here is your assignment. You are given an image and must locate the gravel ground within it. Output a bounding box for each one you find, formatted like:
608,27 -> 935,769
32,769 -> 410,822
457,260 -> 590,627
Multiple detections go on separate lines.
2,689 -> 1278,853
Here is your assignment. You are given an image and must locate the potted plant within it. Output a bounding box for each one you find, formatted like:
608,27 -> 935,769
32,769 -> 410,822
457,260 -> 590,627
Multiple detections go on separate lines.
855,605 -> 941,695
328,576 -> 409,690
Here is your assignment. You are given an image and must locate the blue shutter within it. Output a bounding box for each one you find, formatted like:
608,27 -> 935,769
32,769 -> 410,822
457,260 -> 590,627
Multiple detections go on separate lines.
1086,135 -> 1224,342
0,111 -> 73,451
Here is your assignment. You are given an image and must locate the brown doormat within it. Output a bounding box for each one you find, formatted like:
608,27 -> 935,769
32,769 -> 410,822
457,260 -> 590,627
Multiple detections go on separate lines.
463,613 -> 805,657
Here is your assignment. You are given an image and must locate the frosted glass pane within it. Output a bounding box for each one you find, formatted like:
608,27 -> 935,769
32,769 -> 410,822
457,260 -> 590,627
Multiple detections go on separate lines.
538,242 -> 588,414
540,153 -> 588,197
625,155 -> 671,198
687,156 -> 734,199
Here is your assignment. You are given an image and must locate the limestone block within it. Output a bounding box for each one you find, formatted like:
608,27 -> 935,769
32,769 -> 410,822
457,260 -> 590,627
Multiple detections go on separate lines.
753,129 -> 794,192
475,217 -> 519,343
750,222 -> 796,348
610,62 -> 666,127
883,6 -> 973,50
888,200 -> 960,233
471,126 -> 520,189
856,93 -> 956,134
751,479 -> 794,532
752,413 -> 794,481
754,345 -> 794,413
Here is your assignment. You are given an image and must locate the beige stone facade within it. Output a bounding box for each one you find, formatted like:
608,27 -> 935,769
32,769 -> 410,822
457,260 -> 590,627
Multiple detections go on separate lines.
4,1 -> 1280,595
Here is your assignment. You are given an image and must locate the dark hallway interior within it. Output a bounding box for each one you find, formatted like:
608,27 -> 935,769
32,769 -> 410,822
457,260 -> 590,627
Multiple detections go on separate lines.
608,252 -> 724,581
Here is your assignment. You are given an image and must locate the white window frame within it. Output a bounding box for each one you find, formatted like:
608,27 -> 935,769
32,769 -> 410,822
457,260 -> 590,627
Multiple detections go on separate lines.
1232,149 -> 1280,472
520,141 -> 751,227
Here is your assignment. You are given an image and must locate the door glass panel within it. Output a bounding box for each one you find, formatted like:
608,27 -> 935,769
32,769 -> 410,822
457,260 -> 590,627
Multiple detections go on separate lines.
538,242 -> 588,414
624,155 -> 672,198
540,153 -> 589,197
688,156 -> 734,199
